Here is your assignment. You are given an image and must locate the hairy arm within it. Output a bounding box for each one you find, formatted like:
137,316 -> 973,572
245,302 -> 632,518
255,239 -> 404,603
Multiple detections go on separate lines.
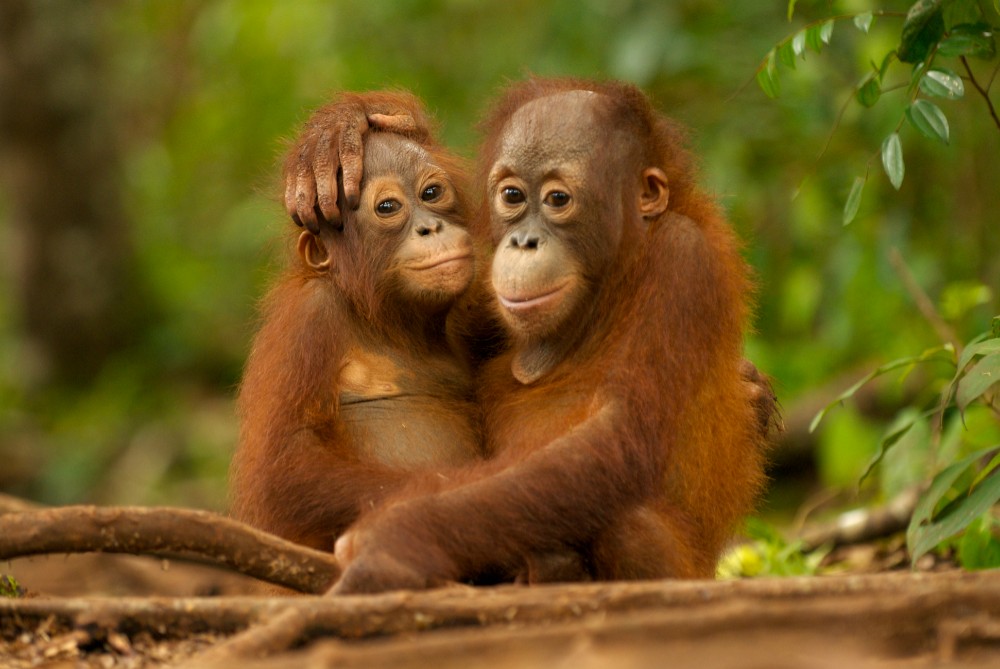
284,91 -> 435,231
230,275 -> 412,550
332,401 -> 663,592
232,430 -> 414,551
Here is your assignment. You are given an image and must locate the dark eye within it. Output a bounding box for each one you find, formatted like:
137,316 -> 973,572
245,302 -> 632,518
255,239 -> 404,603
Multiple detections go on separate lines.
544,191 -> 571,208
376,199 -> 402,216
501,186 -> 525,205
421,184 -> 443,202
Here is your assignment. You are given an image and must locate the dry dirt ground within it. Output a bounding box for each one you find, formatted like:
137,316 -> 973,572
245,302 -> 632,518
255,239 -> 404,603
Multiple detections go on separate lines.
3,552 -> 1000,669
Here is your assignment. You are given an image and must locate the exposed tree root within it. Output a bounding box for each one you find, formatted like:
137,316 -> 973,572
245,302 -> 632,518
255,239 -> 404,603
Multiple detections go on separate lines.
3,570 -> 1000,668
798,488 -> 919,551
3,500 -> 999,667
0,505 -> 339,593
0,493 -> 43,515
165,569 -> 1000,668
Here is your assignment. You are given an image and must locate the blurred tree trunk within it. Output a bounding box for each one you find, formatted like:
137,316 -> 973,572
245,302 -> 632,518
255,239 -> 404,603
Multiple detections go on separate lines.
0,0 -> 145,386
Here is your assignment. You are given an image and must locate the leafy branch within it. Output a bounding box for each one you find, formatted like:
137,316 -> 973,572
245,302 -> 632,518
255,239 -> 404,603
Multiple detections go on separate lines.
960,54 -> 1000,127
754,11 -> 907,100
810,313 -> 1000,566
757,0 -> 999,224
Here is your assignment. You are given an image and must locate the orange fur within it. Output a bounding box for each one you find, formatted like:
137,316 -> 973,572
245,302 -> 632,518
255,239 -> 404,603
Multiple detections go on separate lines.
231,96 -> 485,552
332,79 -> 769,592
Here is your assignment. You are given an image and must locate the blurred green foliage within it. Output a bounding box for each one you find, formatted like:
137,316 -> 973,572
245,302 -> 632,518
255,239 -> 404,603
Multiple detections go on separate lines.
759,0 -> 1000,224
717,518 -> 829,578
756,0 -> 1000,568
766,0 -> 1000,565
0,575 -> 24,599
0,1 -> 997,529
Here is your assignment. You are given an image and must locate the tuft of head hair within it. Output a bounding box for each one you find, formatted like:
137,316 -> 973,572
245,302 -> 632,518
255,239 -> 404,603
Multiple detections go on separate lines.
476,77 -> 708,222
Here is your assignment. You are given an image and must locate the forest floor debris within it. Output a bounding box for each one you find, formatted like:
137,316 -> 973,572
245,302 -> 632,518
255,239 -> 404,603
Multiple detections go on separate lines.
2,503 -> 998,667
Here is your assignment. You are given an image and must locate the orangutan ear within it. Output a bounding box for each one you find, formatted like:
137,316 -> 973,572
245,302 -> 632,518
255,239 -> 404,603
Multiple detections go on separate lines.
297,230 -> 332,272
638,167 -> 670,220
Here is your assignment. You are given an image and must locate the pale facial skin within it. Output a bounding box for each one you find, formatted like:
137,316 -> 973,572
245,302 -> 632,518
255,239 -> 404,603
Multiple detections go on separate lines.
300,133 -> 474,311
486,91 -> 668,383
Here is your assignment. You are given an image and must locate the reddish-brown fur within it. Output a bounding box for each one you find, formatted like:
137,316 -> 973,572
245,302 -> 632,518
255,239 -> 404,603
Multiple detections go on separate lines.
230,95 -> 486,552
330,78 -> 768,592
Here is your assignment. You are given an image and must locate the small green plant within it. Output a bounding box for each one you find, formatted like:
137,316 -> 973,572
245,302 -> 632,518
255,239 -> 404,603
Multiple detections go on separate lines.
717,518 -> 830,578
757,0 -> 1000,224
1,574 -> 23,598
812,315 -> 1000,567
956,512 -> 1000,567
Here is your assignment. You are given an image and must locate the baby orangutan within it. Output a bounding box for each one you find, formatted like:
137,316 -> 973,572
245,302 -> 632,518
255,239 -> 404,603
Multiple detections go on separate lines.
231,115 -> 484,553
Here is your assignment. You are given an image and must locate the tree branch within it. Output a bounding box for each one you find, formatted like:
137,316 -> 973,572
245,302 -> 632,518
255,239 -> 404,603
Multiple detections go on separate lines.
888,247 -> 960,352
0,492 -> 43,515
0,505 -> 340,593
961,56 -> 1000,132
797,488 -> 919,551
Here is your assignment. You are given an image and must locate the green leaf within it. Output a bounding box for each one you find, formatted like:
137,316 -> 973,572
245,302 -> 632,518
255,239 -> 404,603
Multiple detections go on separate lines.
778,40 -> 797,69
820,20 -> 835,45
909,447 -> 997,546
937,23 -> 997,58
882,132 -> 905,190
857,75 -> 882,107
879,50 -> 897,80
957,337 -> 1000,375
787,0 -> 798,22
792,30 -> 808,57
907,445 -> 1000,561
920,68 -> 965,99
908,61 -> 927,95
756,50 -> 780,99
943,0 -> 984,31
911,459 -> 1000,564
993,316 -> 1000,338
859,409 -> 937,484
843,175 -> 865,225
809,347 -> 951,432
906,99 -> 950,144
898,0 -> 945,64
972,452 -> 1000,491
957,513 -> 1000,570
941,334 -> 997,411
957,352 -> 1000,411
0,575 -> 23,599
854,12 -> 874,33
806,23 -> 825,53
